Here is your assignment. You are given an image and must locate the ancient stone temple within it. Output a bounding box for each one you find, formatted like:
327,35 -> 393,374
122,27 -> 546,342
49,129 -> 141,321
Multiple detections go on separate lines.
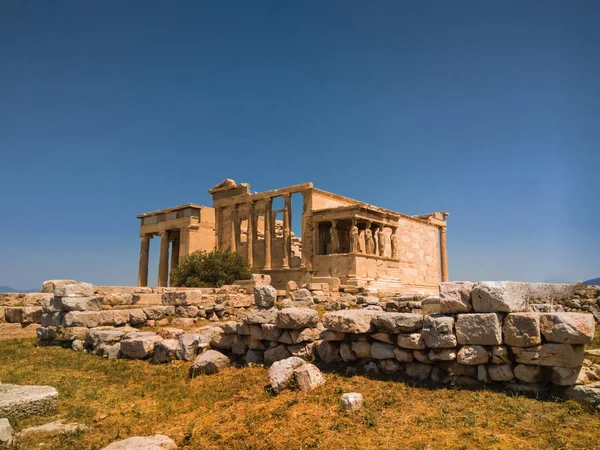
137,179 -> 449,294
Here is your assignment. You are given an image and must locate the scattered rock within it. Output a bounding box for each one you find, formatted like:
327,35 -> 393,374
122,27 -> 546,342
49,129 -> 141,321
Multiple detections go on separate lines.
19,419 -> 87,437
189,350 -> 230,377
153,339 -> 179,364
0,418 -> 14,447
563,382 -> 600,406
254,286 -> 277,308
294,364 -> 326,391
120,333 -> 162,359
101,434 -> 177,450
269,357 -> 307,393
340,393 -> 363,412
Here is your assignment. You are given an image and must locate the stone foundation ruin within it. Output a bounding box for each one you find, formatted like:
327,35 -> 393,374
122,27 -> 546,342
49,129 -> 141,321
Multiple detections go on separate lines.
27,279 -> 600,410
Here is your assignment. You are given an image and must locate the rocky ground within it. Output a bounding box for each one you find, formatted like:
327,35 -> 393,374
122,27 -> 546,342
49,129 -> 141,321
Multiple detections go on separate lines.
1,338 -> 599,450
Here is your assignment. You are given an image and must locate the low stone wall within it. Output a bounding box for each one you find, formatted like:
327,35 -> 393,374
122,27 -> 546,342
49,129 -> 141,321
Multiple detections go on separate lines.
36,280 -> 600,409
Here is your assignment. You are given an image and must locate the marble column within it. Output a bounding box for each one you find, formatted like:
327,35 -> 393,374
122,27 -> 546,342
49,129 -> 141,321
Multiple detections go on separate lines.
440,227 -> 449,282
137,235 -> 150,287
215,207 -> 221,250
264,197 -> 272,270
170,239 -> 180,270
300,191 -> 312,270
230,205 -> 238,253
247,201 -> 254,267
158,231 -> 170,287
283,193 -> 292,268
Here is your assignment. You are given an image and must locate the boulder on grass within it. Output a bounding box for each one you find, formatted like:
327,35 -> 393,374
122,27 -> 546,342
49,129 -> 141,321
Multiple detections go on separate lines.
340,393 -> 363,412
269,356 -> 306,393
293,364 -> 326,391
189,350 -> 230,377
101,434 -> 177,450
0,384 -> 59,421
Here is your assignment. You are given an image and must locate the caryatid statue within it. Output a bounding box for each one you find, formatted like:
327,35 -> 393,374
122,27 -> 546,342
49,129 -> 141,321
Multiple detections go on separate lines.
365,227 -> 375,255
377,226 -> 386,257
330,221 -> 339,253
390,230 -> 399,259
350,221 -> 360,253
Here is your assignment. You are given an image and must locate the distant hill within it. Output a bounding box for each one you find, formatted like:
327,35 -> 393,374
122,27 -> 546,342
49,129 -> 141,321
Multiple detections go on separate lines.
0,286 -> 38,293
583,278 -> 600,286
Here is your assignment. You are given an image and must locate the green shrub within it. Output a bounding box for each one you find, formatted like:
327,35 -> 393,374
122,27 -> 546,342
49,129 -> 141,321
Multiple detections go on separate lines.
170,249 -> 252,288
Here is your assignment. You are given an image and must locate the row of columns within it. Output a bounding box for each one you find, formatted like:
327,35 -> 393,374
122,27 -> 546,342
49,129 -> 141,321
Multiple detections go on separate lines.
227,193 -> 294,270
138,230 -> 181,287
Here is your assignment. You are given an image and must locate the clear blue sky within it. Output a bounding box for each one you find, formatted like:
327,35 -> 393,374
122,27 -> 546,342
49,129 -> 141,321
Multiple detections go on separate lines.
1,1 -> 598,289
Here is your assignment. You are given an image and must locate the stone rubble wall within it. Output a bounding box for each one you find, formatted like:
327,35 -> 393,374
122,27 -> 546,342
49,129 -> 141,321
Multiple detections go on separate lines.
35,280 -> 600,408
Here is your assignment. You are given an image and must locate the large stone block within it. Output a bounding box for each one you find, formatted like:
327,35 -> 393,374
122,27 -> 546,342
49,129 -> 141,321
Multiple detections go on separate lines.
322,310 -> 378,334
316,340 -> 342,363
41,280 -> 77,294
54,282 -> 94,298
0,384 -> 59,421
177,334 -> 201,361
120,332 -> 162,359
455,313 -> 502,345
264,344 -> 291,365
370,342 -> 395,360
294,363 -> 326,392
422,315 -> 457,348
487,364 -> 514,382
98,310 -> 130,327
254,285 -> 277,308
153,339 -> 179,364
64,311 -> 101,328
471,281 -> 528,312
550,366 -> 580,386
56,296 -> 104,312
539,313 -> 595,345
457,345 -> 489,365
101,434 -> 177,450
503,313 -> 541,347
563,382 -> 600,406
439,282 -> 474,313
351,341 -> 371,359
86,329 -> 125,348
513,364 -> 542,383
143,306 -> 175,321
371,313 -> 423,333
269,357 -> 306,393
276,308 -> 319,329
397,333 -> 426,350
512,343 -> 585,368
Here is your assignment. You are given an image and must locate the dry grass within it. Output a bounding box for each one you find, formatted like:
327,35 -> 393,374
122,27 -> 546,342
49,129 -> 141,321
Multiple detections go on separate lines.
1,339 -> 599,450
